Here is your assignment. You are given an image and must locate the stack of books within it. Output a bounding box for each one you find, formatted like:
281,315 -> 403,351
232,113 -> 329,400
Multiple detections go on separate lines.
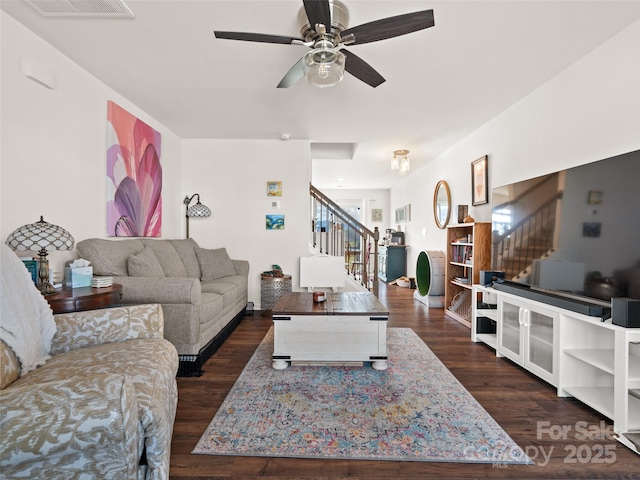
92,276 -> 113,288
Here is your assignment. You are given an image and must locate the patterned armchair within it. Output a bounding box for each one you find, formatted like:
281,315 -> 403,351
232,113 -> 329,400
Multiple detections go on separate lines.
0,304 -> 178,479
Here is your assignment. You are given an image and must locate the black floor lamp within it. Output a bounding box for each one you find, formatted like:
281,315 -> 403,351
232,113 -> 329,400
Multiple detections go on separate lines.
184,194 -> 211,238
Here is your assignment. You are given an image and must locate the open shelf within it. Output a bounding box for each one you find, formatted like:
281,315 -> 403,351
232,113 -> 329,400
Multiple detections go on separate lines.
446,308 -> 471,328
445,223 -> 491,327
477,308 -> 497,321
451,280 -> 472,289
450,262 -> 472,268
476,333 -> 497,349
562,386 -> 614,420
563,348 -> 614,374
630,350 -> 640,382
629,395 -> 640,430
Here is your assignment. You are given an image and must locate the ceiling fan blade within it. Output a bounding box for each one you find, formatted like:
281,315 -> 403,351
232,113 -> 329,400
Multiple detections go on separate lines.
343,49 -> 385,88
341,9 -> 434,45
303,0 -> 331,30
277,58 -> 305,88
214,31 -> 305,45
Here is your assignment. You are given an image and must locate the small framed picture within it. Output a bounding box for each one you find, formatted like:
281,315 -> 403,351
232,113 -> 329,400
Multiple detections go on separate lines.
395,205 -> 410,223
587,190 -> 603,205
266,214 -> 285,230
267,181 -> 282,197
471,156 -> 488,206
583,222 -> 601,238
372,209 -> 383,222
457,205 -> 469,224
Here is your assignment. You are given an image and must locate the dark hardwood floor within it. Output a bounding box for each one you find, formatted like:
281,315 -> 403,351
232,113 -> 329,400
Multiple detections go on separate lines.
170,283 -> 639,479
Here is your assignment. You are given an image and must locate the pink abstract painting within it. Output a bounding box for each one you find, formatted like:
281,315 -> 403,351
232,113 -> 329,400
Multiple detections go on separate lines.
107,101 -> 162,237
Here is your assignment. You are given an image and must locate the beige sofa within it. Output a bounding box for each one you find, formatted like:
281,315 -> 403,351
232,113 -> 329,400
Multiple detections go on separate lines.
77,238 -> 249,376
0,243 -> 178,479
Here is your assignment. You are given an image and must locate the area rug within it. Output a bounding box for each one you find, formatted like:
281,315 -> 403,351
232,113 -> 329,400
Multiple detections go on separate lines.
193,328 -> 531,464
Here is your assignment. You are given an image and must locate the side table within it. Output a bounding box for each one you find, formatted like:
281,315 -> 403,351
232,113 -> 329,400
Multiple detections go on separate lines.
260,274 -> 291,316
46,284 -> 123,314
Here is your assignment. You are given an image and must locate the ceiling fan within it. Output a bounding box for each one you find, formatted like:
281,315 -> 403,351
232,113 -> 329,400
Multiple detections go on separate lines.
214,0 -> 435,89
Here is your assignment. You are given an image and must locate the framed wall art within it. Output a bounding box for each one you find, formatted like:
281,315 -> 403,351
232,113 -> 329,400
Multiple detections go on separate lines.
266,214 -> 285,230
471,155 -> 488,206
587,190 -> 603,205
107,101 -> 162,237
395,204 -> 411,223
267,181 -> 282,196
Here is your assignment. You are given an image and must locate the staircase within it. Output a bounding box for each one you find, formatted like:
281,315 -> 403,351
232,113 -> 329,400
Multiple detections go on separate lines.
492,175 -> 563,281
309,184 -> 379,295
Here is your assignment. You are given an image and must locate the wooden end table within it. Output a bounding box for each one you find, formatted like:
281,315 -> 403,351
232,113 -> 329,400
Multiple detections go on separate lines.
46,284 -> 123,314
271,291 -> 389,371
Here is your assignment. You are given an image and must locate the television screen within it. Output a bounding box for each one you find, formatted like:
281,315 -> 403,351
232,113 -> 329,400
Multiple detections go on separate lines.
491,149 -> 640,303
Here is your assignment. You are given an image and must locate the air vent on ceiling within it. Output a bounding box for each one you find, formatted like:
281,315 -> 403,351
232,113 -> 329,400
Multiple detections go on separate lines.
24,0 -> 134,18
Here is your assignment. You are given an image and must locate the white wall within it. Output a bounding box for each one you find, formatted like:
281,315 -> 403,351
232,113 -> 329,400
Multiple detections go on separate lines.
0,12 -> 183,274
3,11 -> 638,308
181,139 -> 311,307
391,20 -> 640,278
321,188 -> 390,235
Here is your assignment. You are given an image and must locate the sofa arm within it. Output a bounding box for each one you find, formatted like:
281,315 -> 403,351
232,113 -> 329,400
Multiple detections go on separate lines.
0,375 -> 139,479
232,259 -> 250,276
51,304 -> 164,355
114,276 -> 201,305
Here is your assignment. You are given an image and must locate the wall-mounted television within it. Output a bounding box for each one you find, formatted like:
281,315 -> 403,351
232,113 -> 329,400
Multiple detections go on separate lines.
490,149 -> 640,311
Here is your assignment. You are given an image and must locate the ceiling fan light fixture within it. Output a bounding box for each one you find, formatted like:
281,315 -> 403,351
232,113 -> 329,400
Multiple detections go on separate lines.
303,44 -> 345,88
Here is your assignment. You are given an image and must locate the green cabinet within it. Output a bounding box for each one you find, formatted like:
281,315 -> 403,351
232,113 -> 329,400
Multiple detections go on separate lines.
378,245 -> 407,283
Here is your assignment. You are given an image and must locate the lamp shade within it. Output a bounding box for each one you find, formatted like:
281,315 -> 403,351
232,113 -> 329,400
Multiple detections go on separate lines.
303,45 -> 345,88
187,202 -> 211,218
6,216 -> 74,252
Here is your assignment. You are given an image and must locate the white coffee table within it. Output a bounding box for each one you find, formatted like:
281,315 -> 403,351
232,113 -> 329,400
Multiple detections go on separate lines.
271,292 -> 389,370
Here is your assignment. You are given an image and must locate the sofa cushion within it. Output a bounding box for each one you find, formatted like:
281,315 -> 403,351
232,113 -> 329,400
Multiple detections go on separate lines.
141,240 -> 188,277
171,238 -> 201,279
196,247 -> 236,281
200,282 -> 237,310
0,341 -> 20,389
200,293 -> 224,325
204,274 -> 247,289
128,246 -> 165,277
77,239 -> 144,276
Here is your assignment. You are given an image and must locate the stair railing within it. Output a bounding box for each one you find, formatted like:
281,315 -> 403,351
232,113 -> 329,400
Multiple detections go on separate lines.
310,183 -> 379,295
492,191 -> 563,280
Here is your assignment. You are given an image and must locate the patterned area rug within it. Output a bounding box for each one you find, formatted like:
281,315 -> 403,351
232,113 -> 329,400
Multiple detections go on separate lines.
193,328 -> 531,464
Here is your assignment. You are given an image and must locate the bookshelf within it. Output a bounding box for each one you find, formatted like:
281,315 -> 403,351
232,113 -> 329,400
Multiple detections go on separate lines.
445,222 -> 492,327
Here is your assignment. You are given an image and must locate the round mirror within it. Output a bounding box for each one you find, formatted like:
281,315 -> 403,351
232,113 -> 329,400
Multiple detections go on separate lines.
433,180 -> 451,229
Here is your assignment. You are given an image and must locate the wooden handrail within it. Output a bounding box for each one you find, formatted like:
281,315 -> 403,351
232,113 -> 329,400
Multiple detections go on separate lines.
310,183 -> 380,295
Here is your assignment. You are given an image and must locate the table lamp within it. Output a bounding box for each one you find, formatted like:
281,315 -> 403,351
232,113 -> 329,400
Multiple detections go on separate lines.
6,216 -> 75,295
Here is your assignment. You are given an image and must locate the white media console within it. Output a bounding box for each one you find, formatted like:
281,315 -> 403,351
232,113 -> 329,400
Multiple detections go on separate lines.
472,284 -> 640,455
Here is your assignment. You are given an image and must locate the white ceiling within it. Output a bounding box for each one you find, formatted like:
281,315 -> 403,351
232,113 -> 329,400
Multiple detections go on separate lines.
2,0 -> 639,189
